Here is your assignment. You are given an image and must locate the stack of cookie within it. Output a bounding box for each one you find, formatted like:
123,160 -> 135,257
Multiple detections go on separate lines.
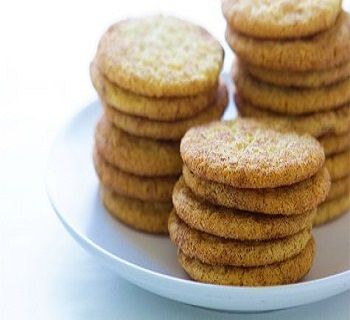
91,16 -> 226,233
169,119 -> 330,286
222,0 -> 350,225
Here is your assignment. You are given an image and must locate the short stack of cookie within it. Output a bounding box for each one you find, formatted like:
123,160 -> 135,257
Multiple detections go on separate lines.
222,0 -> 350,225
169,119 -> 330,286
91,15 -> 226,233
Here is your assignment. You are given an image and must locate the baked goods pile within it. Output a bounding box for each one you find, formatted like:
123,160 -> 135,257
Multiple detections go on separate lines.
223,0 -> 350,225
91,16 -> 226,233
169,119 -> 330,286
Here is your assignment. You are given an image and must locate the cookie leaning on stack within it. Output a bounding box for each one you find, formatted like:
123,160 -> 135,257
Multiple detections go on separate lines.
169,119 -> 330,286
91,15 -> 226,233
222,0 -> 350,225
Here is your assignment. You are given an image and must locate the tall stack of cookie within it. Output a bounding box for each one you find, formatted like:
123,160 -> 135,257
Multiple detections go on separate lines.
91,16 -> 226,233
169,119 -> 330,286
222,0 -> 350,225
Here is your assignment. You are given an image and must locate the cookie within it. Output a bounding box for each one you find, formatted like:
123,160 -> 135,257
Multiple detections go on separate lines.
101,186 -> 171,233
178,237 -> 315,286
183,165 -> 330,215
226,12 -> 350,71
242,59 -> 350,88
169,211 -> 311,267
325,150 -> 350,180
236,94 -> 350,138
234,67 -> 350,115
222,0 -> 341,39
93,149 -> 177,202
180,119 -> 325,188
172,178 -> 315,240
103,81 -> 228,140
95,117 -> 182,177
313,193 -> 350,226
95,15 -> 224,97
328,175 -> 350,200
90,61 -> 217,121
319,131 -> 350,156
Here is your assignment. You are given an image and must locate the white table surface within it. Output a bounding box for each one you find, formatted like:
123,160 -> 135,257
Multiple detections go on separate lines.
0,0 -> 349,319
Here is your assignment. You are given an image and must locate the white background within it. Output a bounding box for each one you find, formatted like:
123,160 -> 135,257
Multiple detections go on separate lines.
0,0 -> 349,319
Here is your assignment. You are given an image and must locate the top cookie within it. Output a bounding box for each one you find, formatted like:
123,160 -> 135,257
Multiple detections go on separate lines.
95,15 -> 224,97
180,119 -> 325,188
222,0 -> 342,39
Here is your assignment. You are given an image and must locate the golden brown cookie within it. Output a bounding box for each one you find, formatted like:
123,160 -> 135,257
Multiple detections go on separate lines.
101,186 -> 171,233
236,94 -> 350,138
242,59 -> 350,88
325,150 -> 350,180
183,165 -> 330,215
93,149 -> 177,202
90,61 -> 217,121
169,211 -> 311,267
234,67 -> 350,115
95,15 -> 223,97
178,237 -> 315,286
319,131 -> 350,156
172,178 -> 315,240
222,0 -> 341,39
226,12 -> 350,71
327,175 -> 350,201
313,193 -> 350,226
180,119 -> 325,188
95,117 -> 181,177
103,81 -> 228,140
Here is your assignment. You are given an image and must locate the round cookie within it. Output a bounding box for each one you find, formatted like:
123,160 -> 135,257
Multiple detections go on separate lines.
90,61 -> 217,121
183,165 -> 330,215
95,15 -> 224,97
236,94 -> 350,138
222,0 -> 341,39
93,149 -> 177,202
242,60 -> 350,88
178,238 -> 315,286
169,211 -> 311,267
325,150 -> 350,180
172,178 -> 315,240
103,81 -> 228,140
95,117 -> 181,177
234,67 -> 350,115
180,119 -> 325,188
101,186 -> 171,233
319,131 -> 350,156
327,175 -> 350,201
313,193 -> 350,226
226,12 -> 350,71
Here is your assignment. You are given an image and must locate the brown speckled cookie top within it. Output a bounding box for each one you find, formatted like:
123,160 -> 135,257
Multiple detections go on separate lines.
222,0 -> 341,39
95,117 -> 182,177
172,178 -> 315,240
234,67 -> 350,115
226,12 -> 350,71
183,165 -> 330,215
95,15 -> 223,97
169,211 -> 311,267
178,237 -> 315,286
236,94 -> 350,138
103,80 -> 228,141
180,119 -> 325,188
93,149 -> 177,202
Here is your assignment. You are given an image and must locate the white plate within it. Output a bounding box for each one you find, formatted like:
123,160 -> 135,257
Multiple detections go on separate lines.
47,99 -> 350,312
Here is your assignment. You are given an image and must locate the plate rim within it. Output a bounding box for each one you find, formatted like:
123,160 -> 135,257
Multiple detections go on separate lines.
46,100 -> 350,311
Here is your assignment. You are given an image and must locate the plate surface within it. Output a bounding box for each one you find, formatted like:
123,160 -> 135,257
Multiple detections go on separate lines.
47,99 -> 350,312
